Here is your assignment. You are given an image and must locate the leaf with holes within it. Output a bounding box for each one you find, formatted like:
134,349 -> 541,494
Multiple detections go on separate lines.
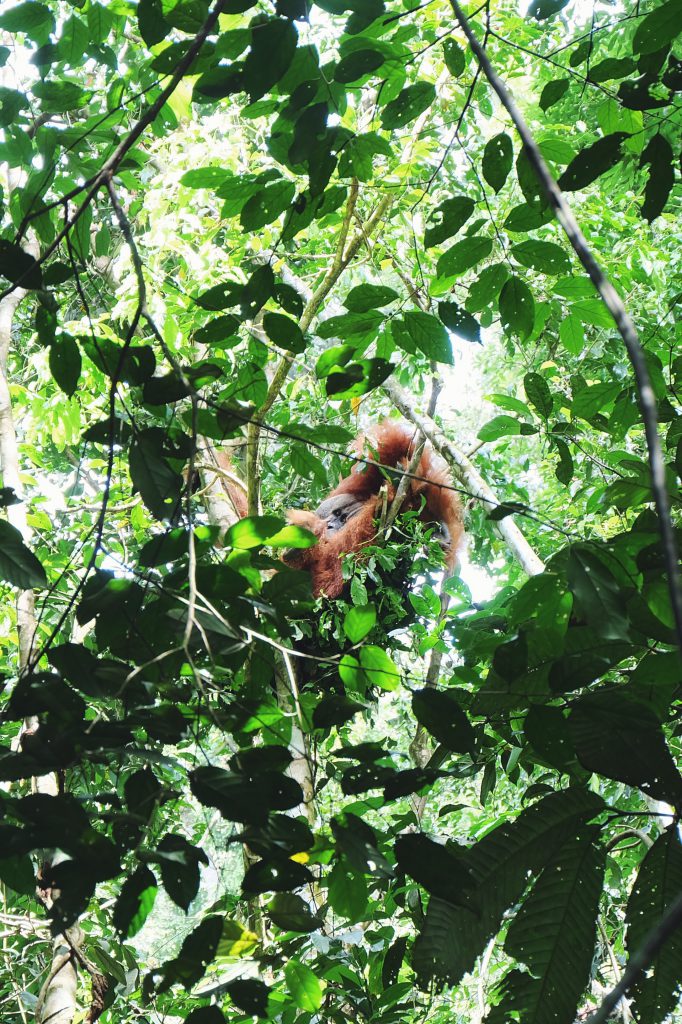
558,134 -> 628,191
438,301 -> 481,343
512,240 -> 571,275
380,81 -> 435,128
482,133 -> 513,192
499,276 -> 534,340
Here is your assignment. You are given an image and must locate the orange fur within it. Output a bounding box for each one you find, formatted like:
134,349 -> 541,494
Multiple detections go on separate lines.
286,422 -> 463,598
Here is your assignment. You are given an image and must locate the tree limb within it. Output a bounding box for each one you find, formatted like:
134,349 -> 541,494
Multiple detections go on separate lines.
449,0 -> 682,648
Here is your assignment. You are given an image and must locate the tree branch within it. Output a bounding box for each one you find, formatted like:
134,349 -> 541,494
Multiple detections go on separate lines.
449,0 -> 682,648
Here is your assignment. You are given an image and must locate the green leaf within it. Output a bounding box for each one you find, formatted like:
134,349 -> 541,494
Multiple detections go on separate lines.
412,688 -> 476,752
504,201 -> 554,232
360,645 -> 400,690
263,311 -> 306,353
155,834 -> 207,911
512,240 -> 571,275
327,862 -> 368,920
478,415 -> 521,442
436,236 -> 493,278
554,437 -> 574,484
0,241 -> 42,289
559,314 -> 585,355
225,980 -> 268,1017
129,429 -> 183,521
225,515 -> 315,550
285,960 -> 323,1011
343,604 -> 376,643
524,371 -> 553,417
558,134 -> 628,191
482,132 -> 513,192
626,828 -> 682,1023
317,310 -> 384,339
443,38 -> 465,77
138,0 -> 170,45
32,79 -> 87,112
570,298 -> 613,329
569,691 -> 682,804
337,132 -> 393,180
0,2 -> 54,39
242,17 -> 298,100
424,196 -> 475,248
0,520 -> 46,588
334,48 -> 384,83
640,133 -> 674,223
540,78 -> 570,110
190,766 -> 303,824
588,57 -> 637,82
438,301 -> 481,343
395,834 -> 475,906
240,178 -> 296,231
344,283 -> 398,312
499,276 -> 535,340
524,705 -> 582,774
113,867 -> 157,937
498,832 -> 605,1024
413,788 -> 604,985
325,357 -> 393,398
633,0 -> 680,55
185,1008 -> 226,1024
572,382 -> 619,420
49,334 -> 81,396
0,855 -> 35,895
401,311 -> 453,363
156,916 -> 223,993
380,81 -> 435,128
467,263 -> 509,311
268,893 -> 323,932
567,545 -> 629,640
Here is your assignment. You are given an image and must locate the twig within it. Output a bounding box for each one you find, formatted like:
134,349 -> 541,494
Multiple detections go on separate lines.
597,918 -> 632,1024
449,0 -> 682,649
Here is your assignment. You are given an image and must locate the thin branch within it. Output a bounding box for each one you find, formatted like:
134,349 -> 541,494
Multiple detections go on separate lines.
244,181 -> 395,516
449,0 -> 682,646
384,378 -> 545,576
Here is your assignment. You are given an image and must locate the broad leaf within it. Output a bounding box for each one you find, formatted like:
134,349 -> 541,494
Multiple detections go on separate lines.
0,520 -> 46,588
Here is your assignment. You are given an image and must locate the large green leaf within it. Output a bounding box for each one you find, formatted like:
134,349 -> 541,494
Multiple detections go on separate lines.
424,196 -> 475,248
558,134 -> 628,191
499,276 -> 535,340
285,960 -> 323,1010
482,132 -> 513,192
190,766 -> 304,823
436,236 -> 493,278
380,81 -> 435,128
494,831 -> 605,1024
568,690 -> 682,804
0,520 -> 46,588
633,0 -> 681,55
401,311 -> 454,364
412,688 -> 476,752
413,789 -> 604,985
625,828 -> 682,1023
511,240 -> 571,275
